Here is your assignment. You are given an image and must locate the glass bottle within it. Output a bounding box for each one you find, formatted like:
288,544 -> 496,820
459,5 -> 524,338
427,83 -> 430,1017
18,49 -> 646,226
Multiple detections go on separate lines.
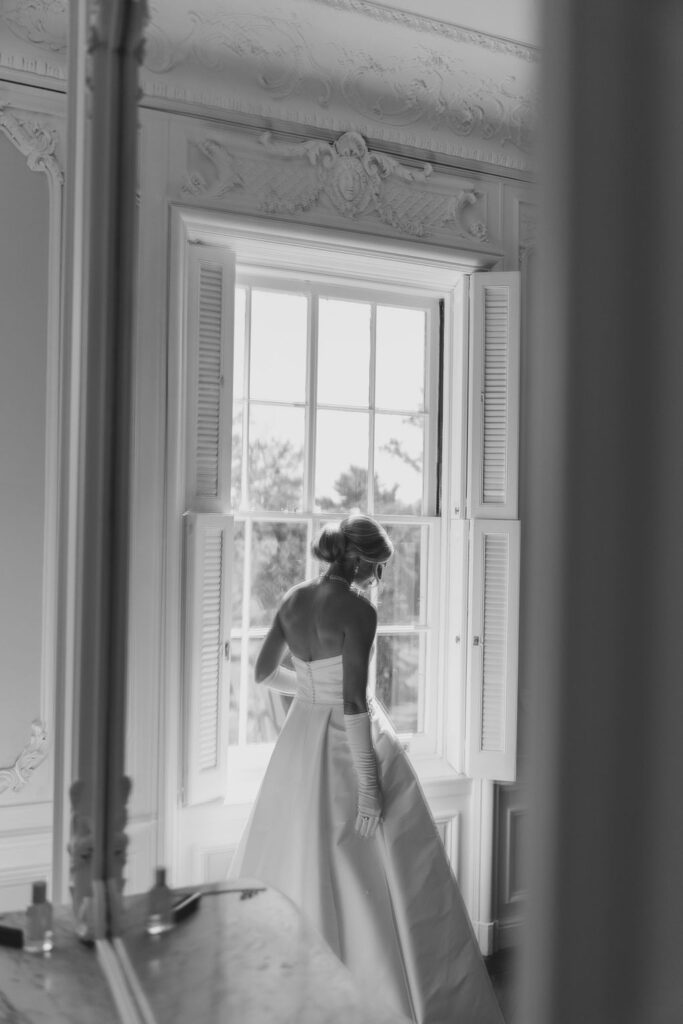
24,880 -> 54,954
145,867 -> 173,935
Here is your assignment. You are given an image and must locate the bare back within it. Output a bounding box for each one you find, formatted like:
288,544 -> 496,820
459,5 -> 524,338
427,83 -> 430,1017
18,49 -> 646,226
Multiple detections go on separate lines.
256,578 -> 377,713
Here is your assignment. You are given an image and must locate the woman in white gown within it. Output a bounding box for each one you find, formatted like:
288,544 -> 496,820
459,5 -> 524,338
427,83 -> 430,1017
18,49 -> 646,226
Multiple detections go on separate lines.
229,514 -> 505,1024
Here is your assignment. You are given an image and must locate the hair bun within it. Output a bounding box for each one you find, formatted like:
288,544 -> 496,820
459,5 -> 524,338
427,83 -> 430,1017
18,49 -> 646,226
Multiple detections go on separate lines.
312,522 -> 346,563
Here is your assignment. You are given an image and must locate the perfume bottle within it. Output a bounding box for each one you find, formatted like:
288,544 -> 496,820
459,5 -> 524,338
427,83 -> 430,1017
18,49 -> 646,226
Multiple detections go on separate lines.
145,867 -> 173,935
25,880 -> 53,954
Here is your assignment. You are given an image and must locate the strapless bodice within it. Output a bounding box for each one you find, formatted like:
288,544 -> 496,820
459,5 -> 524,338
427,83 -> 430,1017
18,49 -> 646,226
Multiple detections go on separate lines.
291,654 -> 343,705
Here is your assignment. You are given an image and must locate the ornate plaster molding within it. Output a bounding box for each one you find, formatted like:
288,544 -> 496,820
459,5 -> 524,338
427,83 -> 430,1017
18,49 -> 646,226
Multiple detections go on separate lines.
0,720 -> 48,795
311,0 -> 540,63
142,8 -> 534,156
182,130 -> 488,242
0,0 -> 68,52
144,8 -> 331,101
0,103 -> 63,182
0,3 -> 535,167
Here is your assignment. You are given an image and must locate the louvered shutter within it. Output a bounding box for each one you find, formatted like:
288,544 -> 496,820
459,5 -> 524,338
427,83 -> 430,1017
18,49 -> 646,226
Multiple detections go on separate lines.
466,520 -> 520,781
183,242 -> 235,805
466,271 -> 521,782
183,512 -> 233,805
468,273 -> 520,519
185,246 -> 235,511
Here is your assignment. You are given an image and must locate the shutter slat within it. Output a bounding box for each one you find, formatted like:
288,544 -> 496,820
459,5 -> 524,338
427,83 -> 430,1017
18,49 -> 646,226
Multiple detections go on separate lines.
183,511 -> 234,805
466,518 -> 520,782
469,273 -> 520,519
186,247 -> 235,511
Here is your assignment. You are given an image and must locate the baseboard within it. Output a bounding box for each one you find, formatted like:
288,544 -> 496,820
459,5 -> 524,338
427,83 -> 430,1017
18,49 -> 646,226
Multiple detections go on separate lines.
496,915 -> 524,950
475,919 -> 496,955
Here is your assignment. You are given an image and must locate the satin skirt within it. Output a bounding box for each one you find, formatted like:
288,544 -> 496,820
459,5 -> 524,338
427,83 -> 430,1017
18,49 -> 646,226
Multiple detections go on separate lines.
229,670 -> 504,1024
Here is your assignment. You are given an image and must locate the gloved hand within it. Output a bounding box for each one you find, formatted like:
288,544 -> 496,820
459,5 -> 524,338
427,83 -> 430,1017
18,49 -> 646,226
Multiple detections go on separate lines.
344,711 -> 382,838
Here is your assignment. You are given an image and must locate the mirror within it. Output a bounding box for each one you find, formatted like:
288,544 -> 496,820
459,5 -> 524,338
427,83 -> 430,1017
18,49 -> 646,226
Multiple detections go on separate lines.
1,1 -> 535,1018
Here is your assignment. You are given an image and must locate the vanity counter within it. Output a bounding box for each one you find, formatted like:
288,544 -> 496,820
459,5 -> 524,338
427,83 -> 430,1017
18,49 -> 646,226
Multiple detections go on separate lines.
116,879 -> 412,1024
0,906 -> 120,1024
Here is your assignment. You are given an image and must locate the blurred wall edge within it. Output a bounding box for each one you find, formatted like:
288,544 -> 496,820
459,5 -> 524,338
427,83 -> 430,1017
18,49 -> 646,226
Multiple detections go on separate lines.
520,1 -> 683,1022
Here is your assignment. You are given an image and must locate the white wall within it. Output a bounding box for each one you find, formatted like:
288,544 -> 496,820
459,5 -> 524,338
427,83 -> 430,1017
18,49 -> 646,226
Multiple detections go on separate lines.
0,128 -> 52,909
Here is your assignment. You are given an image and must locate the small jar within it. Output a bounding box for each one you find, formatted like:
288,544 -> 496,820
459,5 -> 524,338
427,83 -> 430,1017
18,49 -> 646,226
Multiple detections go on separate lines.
25,880 -> 53,954
145,867 -> 173,935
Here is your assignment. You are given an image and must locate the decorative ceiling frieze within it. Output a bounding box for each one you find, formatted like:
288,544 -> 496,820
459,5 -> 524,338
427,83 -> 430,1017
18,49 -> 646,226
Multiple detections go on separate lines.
0,0 -> 537,171
310,0 -> 540,63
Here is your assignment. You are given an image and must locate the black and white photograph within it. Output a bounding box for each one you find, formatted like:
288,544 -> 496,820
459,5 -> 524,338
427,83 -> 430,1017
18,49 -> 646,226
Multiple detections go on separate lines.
1,1 -> 682,1022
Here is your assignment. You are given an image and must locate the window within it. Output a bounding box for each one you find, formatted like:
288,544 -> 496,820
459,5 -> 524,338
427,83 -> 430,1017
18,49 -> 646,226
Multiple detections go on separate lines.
174,211 -> 520,809
228,275 -> 441,752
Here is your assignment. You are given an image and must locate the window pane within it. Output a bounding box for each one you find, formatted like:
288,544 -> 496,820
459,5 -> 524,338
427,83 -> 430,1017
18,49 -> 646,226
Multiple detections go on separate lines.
318,298 -> 371,407
380,523 -> 427,626
374,633 -> 423,733
231,520 -> 245,627
250,290 -> 307,403
247,639 -> 290,743
228,638 -> 241,744
375,306 -> 426,412
233,286 -> 247,401
374,413 -> 424,514
249,404 -> 304,511
249,521 -> 308,628
231,401 -> 243,510
315,409 -> 369,511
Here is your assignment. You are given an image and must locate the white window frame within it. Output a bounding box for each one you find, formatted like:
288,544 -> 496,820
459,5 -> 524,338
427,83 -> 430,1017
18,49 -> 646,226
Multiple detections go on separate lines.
167,208 -> 505,807
230,270 -> 441,745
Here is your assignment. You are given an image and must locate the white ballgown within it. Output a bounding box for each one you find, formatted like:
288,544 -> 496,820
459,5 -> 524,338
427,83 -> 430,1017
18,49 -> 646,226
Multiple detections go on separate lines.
229,654 -> 505,1024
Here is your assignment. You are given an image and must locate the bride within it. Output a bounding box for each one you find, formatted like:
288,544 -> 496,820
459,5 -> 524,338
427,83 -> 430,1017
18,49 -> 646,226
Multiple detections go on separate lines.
229,514 -> 504,1024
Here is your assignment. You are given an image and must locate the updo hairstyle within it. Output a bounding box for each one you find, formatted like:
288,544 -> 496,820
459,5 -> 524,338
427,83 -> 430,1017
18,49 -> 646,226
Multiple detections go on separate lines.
312,514 -> 394,566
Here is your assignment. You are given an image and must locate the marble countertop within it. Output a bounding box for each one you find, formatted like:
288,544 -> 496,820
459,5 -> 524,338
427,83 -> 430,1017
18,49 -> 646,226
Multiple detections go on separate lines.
117,879 -> 412,1024
0,882 -> 413,1023
0,908 -> 120,1024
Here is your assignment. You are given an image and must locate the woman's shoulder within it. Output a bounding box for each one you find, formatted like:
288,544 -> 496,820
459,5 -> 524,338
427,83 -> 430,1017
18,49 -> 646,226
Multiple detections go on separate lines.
346,588 -> 377,625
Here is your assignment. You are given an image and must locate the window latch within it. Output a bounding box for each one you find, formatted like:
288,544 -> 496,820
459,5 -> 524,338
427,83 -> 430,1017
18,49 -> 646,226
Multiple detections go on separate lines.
224,641 -> 231,660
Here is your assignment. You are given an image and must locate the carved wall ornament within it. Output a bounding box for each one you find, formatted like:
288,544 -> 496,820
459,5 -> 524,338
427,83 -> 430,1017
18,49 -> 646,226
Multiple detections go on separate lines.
182,131 -> 488,242
0,104 -> 63,183
144,7 -> 332,104
0,0 -> 68,52
337,45 -> 535,153
0,719 -> 48,794
140,7 -> 534,157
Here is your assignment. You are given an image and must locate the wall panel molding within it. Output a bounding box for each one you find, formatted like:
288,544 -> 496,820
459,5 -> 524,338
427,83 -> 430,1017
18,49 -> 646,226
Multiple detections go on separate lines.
503,805 -> 527,904
0,720 -> 48,796
0,100 -> 64,739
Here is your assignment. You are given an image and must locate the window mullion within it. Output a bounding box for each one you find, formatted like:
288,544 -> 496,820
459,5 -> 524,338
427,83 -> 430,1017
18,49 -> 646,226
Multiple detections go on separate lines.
238,517 -> 253,745
368,303 -> 377,516
240,287 -> 251,512
304,291 -> 318,513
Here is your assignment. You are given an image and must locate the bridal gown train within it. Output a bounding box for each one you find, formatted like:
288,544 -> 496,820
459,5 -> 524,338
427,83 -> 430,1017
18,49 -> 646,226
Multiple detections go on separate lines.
228,654 -> 505,1024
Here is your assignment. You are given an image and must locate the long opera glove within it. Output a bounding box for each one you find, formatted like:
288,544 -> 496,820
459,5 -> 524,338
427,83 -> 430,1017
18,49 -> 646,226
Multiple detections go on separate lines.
344,712 -> 382,838
260,665 -> 298,695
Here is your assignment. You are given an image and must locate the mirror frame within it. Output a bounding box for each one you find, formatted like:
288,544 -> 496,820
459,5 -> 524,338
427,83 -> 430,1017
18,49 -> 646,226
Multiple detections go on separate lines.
59,0 -> 148,940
